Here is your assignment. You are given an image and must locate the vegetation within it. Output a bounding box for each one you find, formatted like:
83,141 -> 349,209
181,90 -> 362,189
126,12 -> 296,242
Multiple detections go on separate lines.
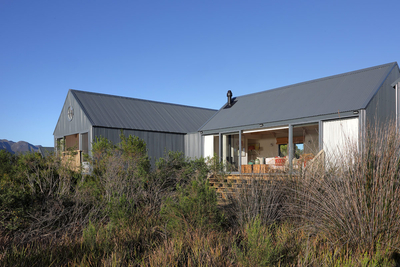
1,126 -> 400,266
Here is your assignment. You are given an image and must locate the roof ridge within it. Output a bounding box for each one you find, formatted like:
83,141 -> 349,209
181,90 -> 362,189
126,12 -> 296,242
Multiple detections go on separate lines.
237,62 -> 396,99
70,89 -> 217,111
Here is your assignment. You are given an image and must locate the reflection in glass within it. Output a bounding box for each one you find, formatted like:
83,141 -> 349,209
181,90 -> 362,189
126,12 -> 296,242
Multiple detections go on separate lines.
222,133 -> 239,172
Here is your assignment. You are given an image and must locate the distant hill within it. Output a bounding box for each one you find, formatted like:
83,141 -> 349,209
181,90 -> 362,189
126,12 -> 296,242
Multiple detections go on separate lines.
0,139 -> 41,154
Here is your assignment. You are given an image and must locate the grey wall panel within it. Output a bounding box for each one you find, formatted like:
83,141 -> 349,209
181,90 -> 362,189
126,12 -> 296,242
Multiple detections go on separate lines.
185,132 -> 202,159
366,66 -> 400,128
54,91 -> 92,138
92,127 -> 185,167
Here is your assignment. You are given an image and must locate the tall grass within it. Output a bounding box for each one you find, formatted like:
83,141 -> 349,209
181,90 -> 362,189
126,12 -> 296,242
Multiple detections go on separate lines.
293,122 -> 400,253
226,176 -> 288,227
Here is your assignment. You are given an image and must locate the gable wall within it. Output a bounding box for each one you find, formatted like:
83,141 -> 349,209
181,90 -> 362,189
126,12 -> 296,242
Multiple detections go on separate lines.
54,91 -> 92,138
365,65 -> 400,128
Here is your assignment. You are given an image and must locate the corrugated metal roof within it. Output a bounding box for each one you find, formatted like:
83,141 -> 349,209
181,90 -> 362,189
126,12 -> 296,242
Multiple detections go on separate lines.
391,77 -> 400,88
71,90 -> 217,134
200,62 -> 398,132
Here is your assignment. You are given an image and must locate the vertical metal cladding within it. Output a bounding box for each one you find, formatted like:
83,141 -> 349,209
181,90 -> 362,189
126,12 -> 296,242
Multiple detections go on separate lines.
323,117 -> 359,165
54,91 -> 92,138
185,132 -> 202,159
365,66 -> 400,127
92,127 -> 185,168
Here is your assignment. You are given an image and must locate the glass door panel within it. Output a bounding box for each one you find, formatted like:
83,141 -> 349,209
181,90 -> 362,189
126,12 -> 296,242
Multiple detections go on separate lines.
222,133 -> 239,172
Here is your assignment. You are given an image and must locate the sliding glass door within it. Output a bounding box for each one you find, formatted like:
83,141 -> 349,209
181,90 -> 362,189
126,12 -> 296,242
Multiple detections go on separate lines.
222,132 -> 239,172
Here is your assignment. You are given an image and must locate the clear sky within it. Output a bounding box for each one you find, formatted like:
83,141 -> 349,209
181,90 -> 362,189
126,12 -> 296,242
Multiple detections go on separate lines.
1,0 -> 400,146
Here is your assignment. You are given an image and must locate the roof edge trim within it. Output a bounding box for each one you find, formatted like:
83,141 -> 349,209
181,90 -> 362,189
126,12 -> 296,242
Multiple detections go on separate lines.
391,77 -> 400,88
70,89 -> 96,125
92,125 -> 187,135
53,90 -> 75,135
361,62 -> 398,108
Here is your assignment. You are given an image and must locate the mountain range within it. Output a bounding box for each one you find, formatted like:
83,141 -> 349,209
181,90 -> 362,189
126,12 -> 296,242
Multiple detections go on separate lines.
0,139 -> 42,154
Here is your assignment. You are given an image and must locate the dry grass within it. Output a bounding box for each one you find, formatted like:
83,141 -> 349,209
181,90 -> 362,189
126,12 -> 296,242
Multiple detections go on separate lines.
225,175 -> 289,227
3,125 -> 400,265
291,122 -> 400,254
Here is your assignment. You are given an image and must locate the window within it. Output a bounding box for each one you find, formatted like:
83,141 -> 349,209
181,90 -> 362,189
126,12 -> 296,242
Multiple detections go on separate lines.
295,143 -> 304,158
279,144 -> 287,157
278,143 -> 304,158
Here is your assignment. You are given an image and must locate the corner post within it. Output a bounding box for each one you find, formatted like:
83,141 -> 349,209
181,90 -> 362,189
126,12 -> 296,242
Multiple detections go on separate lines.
396,82 -> 400,131
359,109 -> 366,153
239,130 -> 242,174
79,133 -> 83,163
288,124 -> 293,173
318,120 -> 323,151
218,132 -> 222,163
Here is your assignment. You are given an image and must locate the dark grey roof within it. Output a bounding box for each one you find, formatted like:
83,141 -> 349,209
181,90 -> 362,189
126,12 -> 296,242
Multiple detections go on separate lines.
71,90 -> 217,134
200,62 -> 398,132
391,77 -> 400,88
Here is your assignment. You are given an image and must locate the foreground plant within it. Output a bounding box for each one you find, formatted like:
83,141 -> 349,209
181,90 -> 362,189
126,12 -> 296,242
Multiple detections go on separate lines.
293,122 -> 400,255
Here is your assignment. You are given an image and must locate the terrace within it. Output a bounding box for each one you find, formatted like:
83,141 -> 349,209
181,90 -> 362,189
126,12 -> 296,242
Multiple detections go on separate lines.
56,133 -> 89,170
209,123 -> 320,175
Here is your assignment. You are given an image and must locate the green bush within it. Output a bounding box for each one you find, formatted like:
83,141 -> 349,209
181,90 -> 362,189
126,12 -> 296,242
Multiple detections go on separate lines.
0,150 -> 89,246
0,150 -> 16,176
161,168 -> 225,235
235,217 -> 283,266
154,151 -> 208,190
89,134 -> 152,221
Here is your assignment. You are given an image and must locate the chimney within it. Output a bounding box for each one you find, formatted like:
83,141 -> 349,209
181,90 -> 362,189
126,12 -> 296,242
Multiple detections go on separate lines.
227,90 -> 233,107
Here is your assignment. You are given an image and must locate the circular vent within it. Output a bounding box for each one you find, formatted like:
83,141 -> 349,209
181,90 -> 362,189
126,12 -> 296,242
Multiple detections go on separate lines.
67,106 -> 74,121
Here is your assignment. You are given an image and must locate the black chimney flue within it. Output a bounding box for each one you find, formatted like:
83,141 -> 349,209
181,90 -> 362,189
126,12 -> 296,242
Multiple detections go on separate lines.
227,90 -> 232,107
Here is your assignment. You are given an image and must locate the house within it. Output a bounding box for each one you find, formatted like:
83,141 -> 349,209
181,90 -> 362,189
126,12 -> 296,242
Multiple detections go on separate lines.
54,90 -> 217,167
199,62 -> 400,172
54,62 -> 400,173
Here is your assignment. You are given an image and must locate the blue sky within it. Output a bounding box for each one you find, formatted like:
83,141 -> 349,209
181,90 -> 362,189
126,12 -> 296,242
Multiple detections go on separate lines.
1,0 -> 400,146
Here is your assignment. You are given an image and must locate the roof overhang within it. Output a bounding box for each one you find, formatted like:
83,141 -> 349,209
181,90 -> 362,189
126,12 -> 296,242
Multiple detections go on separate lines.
391,77 -> 400,88
200,110 -> 359,135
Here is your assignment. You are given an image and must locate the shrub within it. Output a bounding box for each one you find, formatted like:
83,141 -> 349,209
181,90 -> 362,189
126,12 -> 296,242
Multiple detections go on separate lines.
118,133 -> 150,180
89,134 -> 152,223
161,163 -> 225,235
0,151 -> 91,247
234,217 -> 283,266
0,150 -> 16,176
